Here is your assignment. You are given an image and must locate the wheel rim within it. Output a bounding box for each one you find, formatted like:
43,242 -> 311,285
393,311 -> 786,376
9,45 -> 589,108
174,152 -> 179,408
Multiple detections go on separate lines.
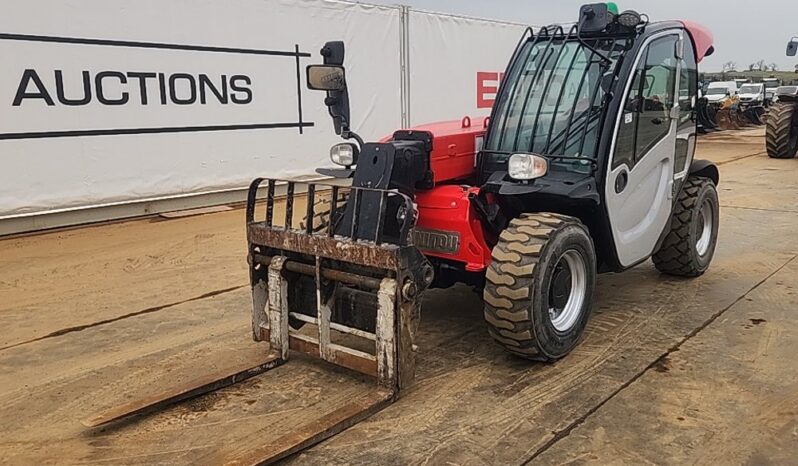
695,198 -> 714,257
548,249 -> 587,332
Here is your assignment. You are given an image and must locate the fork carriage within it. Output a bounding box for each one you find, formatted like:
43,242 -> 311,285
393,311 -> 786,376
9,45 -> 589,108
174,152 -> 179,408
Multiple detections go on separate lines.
246,178 -> 433,391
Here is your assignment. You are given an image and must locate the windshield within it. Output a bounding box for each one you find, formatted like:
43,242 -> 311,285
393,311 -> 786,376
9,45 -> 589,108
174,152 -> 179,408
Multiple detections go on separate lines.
739,85 -> 760,94
764,81 -> 779,89
777,86 -> 798,95
706,87 -> 728,95
485,29 -> 630,174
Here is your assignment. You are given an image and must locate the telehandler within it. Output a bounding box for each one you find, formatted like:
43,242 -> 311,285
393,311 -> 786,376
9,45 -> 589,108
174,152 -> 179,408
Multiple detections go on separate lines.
85,4 -> 719,463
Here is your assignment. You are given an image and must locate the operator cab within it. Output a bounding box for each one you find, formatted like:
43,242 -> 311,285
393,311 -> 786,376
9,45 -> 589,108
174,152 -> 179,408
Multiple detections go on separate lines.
480,3 -> 715,271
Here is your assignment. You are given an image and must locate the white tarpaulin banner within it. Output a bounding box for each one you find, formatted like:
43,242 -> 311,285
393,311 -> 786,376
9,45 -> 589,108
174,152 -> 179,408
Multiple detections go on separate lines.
407,10 -> 527,126
0,0 -> 531,228
0,0 -> 402,217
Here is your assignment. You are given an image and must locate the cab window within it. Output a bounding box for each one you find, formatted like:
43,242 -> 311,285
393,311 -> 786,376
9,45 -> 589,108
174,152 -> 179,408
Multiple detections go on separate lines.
613,35 -> 678,169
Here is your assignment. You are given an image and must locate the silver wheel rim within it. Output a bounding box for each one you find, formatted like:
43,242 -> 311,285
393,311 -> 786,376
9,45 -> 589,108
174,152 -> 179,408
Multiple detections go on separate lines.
696,199 -> 714,257
549,249 -> 587,332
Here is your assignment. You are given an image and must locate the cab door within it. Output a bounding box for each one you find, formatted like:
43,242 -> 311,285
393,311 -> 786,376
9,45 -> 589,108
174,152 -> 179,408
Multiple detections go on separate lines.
605,32 -> 680,267
674,32 -> 698,186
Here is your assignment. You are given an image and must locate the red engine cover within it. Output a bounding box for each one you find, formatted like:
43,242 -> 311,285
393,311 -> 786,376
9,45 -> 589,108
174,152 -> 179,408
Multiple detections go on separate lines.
383,116 -> 494,272
414,184 -> 492,272
384,116 -> 488,184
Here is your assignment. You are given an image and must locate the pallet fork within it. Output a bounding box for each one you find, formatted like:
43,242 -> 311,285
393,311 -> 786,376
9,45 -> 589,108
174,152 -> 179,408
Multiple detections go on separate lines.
84,179 -> 432,464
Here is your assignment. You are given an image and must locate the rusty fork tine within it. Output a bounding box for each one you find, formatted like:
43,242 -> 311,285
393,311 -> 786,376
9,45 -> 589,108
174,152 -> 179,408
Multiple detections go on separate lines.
375,190 -> 387,245
266,181 -> 275,226
285,182 -> 295,229
329,186 -> 340,237
350,188 -> 361,240
306,184 -> 316,234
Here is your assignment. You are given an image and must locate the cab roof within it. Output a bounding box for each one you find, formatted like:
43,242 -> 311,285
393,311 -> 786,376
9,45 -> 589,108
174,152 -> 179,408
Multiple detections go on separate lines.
678,20 -> 714,63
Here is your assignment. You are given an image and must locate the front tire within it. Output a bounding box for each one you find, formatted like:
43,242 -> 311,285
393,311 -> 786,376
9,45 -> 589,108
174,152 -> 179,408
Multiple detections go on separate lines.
300,190 -> 349,233
483,213 -> 597,361
652,176 -> 719,277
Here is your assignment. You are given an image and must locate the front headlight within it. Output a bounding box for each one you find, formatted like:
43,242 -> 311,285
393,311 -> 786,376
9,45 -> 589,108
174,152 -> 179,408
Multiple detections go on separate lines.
330,142 -> 359,167
508,153 -> 548,180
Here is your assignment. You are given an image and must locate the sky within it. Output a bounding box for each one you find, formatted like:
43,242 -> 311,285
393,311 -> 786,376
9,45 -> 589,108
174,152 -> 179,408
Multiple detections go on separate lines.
365,0 -> 798,72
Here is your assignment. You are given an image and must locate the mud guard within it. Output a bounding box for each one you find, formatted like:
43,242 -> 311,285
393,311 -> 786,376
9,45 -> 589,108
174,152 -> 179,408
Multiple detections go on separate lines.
689,159 -> 719,186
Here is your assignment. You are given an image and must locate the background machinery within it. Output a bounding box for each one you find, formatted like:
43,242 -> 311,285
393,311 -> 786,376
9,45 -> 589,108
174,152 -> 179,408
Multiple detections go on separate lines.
738,82 -> 767,125
84,4 -> 719,463
766,38 -> 798,158
700,80 -> 766,130
763,77 -> 781,105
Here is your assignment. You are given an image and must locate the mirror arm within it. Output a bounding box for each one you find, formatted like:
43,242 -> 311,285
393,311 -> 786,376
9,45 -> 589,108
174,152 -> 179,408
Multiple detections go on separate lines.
342,128 -> 364,147
576,15 -> 613,66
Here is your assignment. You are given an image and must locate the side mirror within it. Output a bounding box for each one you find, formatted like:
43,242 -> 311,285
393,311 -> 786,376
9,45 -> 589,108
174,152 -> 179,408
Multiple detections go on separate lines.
578,3 -> 611,34
306,65 -> 346,91
788,37 -> 798,57
307,41 -> 352,138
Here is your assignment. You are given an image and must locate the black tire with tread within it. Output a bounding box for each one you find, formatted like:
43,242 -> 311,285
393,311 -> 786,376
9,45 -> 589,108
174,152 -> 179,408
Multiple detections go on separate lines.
766,103 -> 798,159
483,213 -> 596,361
300,191 -> 349,234
652,176 -> 719,277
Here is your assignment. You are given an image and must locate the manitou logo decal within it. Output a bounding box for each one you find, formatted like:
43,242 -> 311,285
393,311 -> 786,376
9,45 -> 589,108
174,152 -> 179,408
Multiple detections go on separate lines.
0,33 -> 314,140
477,71 -> 504,109
414,228 -> 460,254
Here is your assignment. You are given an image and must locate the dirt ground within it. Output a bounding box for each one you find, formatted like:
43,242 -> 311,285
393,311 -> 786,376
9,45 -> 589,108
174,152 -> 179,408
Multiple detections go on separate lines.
1,127 -> 796,465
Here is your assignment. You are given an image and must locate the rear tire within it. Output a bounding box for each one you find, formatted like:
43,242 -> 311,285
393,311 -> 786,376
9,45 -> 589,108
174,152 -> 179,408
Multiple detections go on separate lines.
766,103 -> 798,159
483,213 -> 596,361
652,176 -> 719,277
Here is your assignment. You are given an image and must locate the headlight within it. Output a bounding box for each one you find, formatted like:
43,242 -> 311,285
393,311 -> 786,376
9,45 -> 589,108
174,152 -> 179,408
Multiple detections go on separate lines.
617,10 -> 642,28
330,142 -> 359,167
508,153 -> 548,180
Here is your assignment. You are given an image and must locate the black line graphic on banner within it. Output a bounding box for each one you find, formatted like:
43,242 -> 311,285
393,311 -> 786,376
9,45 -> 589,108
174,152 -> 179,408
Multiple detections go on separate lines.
1,33 -> 314,140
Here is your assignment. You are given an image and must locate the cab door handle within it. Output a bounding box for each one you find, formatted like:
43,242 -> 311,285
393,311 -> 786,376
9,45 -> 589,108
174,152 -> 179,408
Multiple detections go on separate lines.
615,170 -> 629,193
